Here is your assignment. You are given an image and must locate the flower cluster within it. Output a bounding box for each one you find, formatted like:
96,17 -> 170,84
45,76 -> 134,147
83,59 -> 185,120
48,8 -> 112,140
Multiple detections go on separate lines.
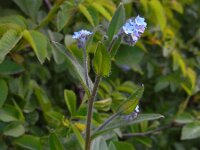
72,30 -> 93,48
120,15 -> 147,46
122,105 -> 140,121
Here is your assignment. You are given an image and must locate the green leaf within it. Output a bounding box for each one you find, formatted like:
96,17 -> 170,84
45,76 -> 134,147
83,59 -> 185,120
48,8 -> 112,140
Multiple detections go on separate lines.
3,122 -> 25,137
13,0 -> 42,19
49,132 -> 64,150
0,59 -> 24,75
93,43 -> 111,77
0,29 -> 22,63
33,83 -> 52,112
70,123 -> 85,150
171,1 -> 183,14
92,2 -> 112,21
91,136 -> 108,150
79,4 -> 95,26
181,122 -> 200,140
94,98 -> 112,111
174,113 -> 194,124
0,79 -> 8,107
57,2 -> 72,31
14,135 -> 42,150
107,4 -> 125,42
87,6 -> 100,26
148,0 -> 166,31
92,114 -> 164,139
108,142 -> 117,150
181,67 -> 196,95
119,85 -> 144,115
52,42 -> 93,95
0,15 -> 27,35
64,89 -> 77,116
0,104 -> 21,122
23,30 -> 47,64
172,51 -> 186,76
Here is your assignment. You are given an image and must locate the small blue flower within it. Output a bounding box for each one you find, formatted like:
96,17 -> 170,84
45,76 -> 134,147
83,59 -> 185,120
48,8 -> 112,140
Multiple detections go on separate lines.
121,15 -> 147,46
72,30 -> 93,48
122,105 -> 140,121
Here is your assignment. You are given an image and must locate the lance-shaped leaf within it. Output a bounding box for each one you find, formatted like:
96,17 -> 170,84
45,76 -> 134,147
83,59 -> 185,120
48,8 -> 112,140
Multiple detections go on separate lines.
49,132 -> 64,150
70,123 -> 85,150
79,4 -> 95,26
64,90 -> 77,116
23,30 -> 47,64
92,113 -> 164,139
52,42 -> 93,95
93,43 -> 111,77
107,4 -> 125,42
118,85 -> 144,115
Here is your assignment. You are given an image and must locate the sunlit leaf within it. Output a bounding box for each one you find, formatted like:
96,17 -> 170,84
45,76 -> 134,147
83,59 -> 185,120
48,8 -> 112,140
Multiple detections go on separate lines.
79,4 -> 95,26
0,29 -> 22,63
92,2 -> 112,21
23,30 -> 47,64
64,89 -> 77,116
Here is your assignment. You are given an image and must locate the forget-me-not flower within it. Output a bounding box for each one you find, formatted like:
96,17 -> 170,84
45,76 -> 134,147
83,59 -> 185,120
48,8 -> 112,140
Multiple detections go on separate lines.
72,30 -> 93,48
122,105 -> 140,121
121,15 -> 147,46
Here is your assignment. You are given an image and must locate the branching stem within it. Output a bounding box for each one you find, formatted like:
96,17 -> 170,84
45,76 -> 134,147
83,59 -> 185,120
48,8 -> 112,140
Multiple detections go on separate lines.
85,76 -> 101,150
83,46 -> 90,90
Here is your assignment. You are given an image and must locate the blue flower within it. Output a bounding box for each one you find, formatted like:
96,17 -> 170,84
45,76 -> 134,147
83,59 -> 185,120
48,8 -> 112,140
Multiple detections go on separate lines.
72,30 -> 93,48
121,15 -> 147,46
122,105 -> 140,121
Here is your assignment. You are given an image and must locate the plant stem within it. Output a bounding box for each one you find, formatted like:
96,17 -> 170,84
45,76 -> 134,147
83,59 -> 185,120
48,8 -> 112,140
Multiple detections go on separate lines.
85,76 -> 101,150
83,46 -> 90,90
108,36 -> 118,52
122,122 -> 183,137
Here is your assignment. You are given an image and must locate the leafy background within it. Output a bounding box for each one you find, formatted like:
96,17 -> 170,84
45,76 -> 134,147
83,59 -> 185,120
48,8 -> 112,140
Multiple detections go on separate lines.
0,0 -> 200,149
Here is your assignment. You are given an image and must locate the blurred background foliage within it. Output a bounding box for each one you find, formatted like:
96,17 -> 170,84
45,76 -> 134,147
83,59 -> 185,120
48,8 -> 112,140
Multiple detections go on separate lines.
0,0 -> 200,149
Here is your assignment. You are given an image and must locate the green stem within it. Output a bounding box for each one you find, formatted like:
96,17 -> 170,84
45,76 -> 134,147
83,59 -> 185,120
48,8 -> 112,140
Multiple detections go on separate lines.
83,46 -> 90,90
85,76 -> 101,150
108,36 -> 118,52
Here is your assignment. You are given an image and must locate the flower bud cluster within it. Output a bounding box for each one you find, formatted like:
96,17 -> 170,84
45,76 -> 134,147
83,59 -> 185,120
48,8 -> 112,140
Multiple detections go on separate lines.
122,105 -> 140,121
120,15 -> 147,46
72,30 -> 93,48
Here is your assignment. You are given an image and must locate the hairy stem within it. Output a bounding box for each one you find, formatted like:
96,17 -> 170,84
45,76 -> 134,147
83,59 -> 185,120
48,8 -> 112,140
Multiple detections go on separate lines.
83,46 -> 90,90
85,76 -> 101,150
